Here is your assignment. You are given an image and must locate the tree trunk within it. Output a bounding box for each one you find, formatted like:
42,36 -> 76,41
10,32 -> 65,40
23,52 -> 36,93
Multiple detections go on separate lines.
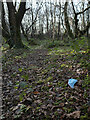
31,1 -> 34,38
50,0 -> 53,38
6,1 -> 26,48
53,3 -> 56,41
21,24 -> 29,41
2,3 -> 12,47
64,2 -> 74,39
45,1 -> 49,33
15,24 -> 24,48
86,1 -> 90,38
58,2 -> 61,39
82,3 -> 85,30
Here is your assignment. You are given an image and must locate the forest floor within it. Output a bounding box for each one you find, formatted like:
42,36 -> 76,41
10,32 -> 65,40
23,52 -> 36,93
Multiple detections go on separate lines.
1,45 -> 90,120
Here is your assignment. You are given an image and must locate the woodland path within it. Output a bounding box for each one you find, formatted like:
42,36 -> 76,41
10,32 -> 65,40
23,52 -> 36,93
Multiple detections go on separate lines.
2,48 -> 90,120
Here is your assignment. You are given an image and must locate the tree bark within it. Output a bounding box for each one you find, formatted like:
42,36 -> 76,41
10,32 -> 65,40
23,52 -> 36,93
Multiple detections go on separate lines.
45,1 -> 49,33
64,2 -> 74,39
21,24 -> 29,41
53,3 -> 56,41
58,2 -> 61,38
50,0 -> 53,38
6,1 -> 26,48
2,3 -> 12,47
86,1 -> 90,38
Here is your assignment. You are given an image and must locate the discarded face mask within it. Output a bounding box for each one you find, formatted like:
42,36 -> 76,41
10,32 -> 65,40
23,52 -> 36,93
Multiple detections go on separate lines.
68,79 -> 77,88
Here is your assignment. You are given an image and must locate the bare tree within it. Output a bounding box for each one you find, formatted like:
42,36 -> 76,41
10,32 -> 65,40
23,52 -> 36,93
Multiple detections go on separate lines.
45,1 -> 49,33
71,0 -> 90,37
64,0 -> 90,38
53,2 -> 56,41
2,3 -> 11,46
1,0 -> 29,48
22,2 -> 42,39
57,2 -> 61,38
50,0 -> 53,38
64,1 -> 74,39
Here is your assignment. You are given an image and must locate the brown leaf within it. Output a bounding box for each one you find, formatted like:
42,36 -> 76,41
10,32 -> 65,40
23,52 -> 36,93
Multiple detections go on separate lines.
48,85 -> 52,88
59,103 -> 64,107
33,91 -> 40,94
67,111 -> 80,119
41,105 -> 47,109
34,100 -> 42,104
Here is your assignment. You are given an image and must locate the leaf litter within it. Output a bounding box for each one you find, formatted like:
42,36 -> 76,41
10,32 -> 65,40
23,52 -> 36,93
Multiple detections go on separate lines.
2,48 -> 90,120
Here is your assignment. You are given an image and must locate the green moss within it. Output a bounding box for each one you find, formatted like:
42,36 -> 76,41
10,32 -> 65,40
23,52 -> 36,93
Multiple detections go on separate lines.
63,107 -> 67,112
39,102 -> 43,106
41,86 -> 49,91
36,107 -> 40,110
41,69 -> 48,74
83,91 -> 88,99
37,79 -> 44,84
81,104 -> 88,113
67,108 -> 73,113
46,76 -> 53,82
48,46 -> 71,55
54,102 -> 60,105
54,111 -> 58,116
80,113 -> 88,120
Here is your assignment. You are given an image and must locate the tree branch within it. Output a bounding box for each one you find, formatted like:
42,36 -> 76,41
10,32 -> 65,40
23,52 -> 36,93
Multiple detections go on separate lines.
16,1 -> 26,25
21,24 -> 29,41
26,7 -> 41,33
77,6 -> 90,15
71,1 -> 76,15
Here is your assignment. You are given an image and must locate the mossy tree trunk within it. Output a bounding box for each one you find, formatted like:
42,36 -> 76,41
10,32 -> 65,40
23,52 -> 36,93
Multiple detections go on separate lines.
6,1 -> 26,48
64,2 -> 74,39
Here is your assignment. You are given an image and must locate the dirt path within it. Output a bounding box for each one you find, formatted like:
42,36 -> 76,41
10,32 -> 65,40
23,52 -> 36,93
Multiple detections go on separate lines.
24,49 -> 49,67
2,49 -> 50,119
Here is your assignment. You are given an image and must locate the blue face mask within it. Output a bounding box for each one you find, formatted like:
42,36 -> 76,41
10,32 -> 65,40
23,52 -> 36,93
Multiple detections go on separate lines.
68,79 -> 77,88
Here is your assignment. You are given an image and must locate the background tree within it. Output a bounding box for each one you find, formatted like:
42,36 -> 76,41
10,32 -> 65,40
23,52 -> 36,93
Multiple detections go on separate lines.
2,0 -> 90,48
2,3 -> 11,46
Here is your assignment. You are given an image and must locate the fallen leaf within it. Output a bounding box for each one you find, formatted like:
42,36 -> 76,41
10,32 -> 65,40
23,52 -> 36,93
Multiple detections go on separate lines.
48,85 -> 52,88
59,103 -> 64,107
34,100 -> 42,104
33,91 -> 40,94
41,105 -> 47,109
67,111 -> 80,119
